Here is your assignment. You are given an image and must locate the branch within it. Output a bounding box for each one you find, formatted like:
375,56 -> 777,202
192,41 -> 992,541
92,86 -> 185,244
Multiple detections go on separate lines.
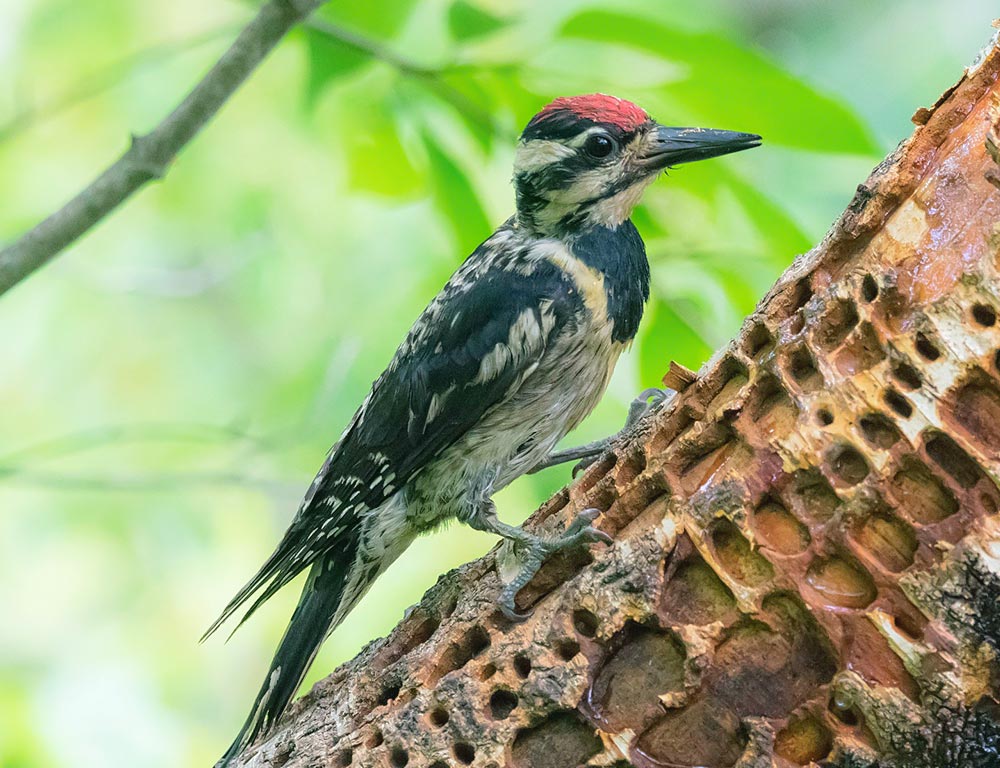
303,18 -> 508,140
231,33 -> 1000,768
0,0 -> 328,297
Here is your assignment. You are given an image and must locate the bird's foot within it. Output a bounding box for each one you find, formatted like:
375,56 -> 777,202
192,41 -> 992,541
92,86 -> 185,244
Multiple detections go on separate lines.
496,508 -> 612,621
528,388 -> 672,477
625,386 -> 672,429
569,387 -> 671,476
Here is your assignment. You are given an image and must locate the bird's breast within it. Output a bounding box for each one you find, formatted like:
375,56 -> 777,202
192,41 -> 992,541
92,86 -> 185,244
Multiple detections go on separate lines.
545,245 -> 611,331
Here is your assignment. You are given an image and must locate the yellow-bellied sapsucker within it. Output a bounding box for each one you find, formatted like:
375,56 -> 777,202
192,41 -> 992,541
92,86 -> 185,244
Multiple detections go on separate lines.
207,94 -> 760,764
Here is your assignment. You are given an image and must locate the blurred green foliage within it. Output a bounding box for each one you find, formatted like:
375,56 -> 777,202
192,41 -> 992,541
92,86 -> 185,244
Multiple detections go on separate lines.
0,0 -> 992,765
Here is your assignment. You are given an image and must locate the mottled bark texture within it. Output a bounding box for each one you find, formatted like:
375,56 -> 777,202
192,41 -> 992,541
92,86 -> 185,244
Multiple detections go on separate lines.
235,34 -> 1000,768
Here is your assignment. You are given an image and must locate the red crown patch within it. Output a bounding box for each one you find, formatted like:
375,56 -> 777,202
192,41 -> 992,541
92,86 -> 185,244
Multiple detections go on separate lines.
535,94 -> 649,131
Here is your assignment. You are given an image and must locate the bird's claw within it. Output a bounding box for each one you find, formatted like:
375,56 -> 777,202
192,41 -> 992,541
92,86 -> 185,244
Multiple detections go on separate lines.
498,593 -> 533,622
497,508 -> 611,621
625,387 -> 670,429
526,508 -> 610,555
562,507 -> 613,544
581,525 -> 614,545
570,389 -> 669,478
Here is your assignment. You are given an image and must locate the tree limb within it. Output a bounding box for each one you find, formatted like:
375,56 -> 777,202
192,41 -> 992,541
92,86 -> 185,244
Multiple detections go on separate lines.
303,18 -> 507,140
231,32 -> 1000,768
0,0 -> 328,297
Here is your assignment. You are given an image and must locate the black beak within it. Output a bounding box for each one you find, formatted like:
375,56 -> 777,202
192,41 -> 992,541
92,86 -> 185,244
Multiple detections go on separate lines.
641,125 -> 761,170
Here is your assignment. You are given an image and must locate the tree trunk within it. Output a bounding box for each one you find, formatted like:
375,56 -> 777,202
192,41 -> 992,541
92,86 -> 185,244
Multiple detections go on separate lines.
234,34 -> 1000,768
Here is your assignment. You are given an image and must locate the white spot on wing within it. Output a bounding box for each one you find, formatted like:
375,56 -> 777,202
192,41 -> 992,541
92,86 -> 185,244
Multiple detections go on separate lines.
473,307 -> 545,385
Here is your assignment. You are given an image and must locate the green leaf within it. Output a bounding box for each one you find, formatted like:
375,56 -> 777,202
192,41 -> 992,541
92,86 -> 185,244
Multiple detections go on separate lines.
302,0 -> 421,108
302,27 -> 370,109
448,1 -> 509,41
559,10 -> 879,155
445,65 -> 542,133
631,203 -> 667,239
344,109 -> 423,197
427,71 -> 499,151
316,0 -> 419,39
716,169 -> 812,262
422,133 -> 492,251
651,160 -> 812,265
639,299 -> 713,387
651,258 -> 745,345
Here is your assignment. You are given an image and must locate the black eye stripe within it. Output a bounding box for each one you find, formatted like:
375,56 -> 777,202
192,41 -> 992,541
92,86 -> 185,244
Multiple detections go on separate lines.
516,152 -> 601,192
520,110 -> 640,144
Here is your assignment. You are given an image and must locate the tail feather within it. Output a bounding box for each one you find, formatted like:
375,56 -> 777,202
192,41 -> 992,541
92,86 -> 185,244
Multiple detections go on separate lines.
201,528 -> 313,643
215,497 -> 417,766
215,552 -> 349,767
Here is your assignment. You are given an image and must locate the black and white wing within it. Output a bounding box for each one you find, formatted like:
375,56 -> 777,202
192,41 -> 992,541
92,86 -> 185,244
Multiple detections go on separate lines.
204,239 -> 577,638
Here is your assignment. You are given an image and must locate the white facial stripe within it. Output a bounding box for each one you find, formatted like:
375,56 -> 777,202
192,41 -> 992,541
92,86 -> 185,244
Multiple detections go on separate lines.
514,125 -> 635,174
565,125 -> 610,148
513,139 -> 574,173
619,130 -> 653,165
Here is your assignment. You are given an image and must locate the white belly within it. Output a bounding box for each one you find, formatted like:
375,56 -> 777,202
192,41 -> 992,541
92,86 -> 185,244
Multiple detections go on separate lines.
406,321 -> 623,529
478,328 -> 622,487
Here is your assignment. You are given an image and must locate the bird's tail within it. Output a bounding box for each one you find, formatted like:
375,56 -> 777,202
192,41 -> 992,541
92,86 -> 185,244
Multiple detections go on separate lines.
215,513 -> 417,767
215,552 -> 350,768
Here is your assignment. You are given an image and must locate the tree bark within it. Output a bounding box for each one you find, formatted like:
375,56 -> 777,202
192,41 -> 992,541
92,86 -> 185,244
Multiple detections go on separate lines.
234,33 -> 1000,768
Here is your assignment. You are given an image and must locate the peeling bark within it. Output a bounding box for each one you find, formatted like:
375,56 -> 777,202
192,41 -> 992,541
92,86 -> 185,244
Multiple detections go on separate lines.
235,32 -> 1000,768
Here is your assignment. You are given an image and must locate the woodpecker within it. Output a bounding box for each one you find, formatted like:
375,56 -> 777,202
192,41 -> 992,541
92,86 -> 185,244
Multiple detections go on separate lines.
207,93 -> 760,765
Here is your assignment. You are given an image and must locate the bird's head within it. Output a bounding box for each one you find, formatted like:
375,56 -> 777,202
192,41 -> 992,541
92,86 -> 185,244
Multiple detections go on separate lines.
513,94 -> 761,237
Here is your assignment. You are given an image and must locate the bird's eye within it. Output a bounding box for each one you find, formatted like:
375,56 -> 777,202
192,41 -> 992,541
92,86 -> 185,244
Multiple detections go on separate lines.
583,133 -> 616,159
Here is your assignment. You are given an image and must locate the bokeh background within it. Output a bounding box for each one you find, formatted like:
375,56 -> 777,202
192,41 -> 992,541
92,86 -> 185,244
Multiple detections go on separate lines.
0,1 -> 995,765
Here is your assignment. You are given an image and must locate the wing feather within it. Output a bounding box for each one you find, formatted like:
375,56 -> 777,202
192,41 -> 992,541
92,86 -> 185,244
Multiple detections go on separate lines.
205,234 -> 577,638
